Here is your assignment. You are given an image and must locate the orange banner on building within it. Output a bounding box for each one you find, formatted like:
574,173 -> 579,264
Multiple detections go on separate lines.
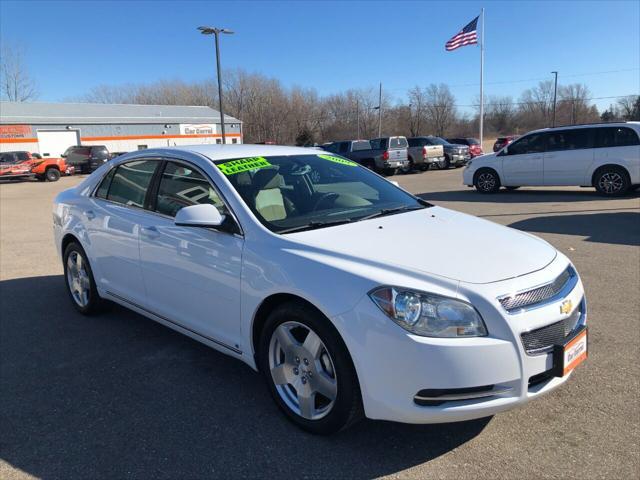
0,125 -> 32,139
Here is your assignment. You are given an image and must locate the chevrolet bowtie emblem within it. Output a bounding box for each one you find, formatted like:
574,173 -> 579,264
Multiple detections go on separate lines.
560,299 -> 573,315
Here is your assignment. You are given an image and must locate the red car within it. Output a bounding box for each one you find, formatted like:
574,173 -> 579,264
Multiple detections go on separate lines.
493,136 -> 517,152
446,137 -> 484,158
0,151 -> 72,182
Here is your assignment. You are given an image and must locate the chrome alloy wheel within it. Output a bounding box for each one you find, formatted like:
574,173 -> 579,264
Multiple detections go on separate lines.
477,172 -> 497,191
268,321 -> 338,420
66,251 -> 90,307
598,172 -> 624,194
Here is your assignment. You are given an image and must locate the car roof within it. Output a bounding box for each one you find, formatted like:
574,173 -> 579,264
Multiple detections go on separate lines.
132,144 -> 321,162
527,122 -> 640,135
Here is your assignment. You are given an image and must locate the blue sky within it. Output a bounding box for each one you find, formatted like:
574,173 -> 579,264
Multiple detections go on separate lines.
1,0 -> 638,115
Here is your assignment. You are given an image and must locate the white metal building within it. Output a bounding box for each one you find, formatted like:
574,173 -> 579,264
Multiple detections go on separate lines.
0,102 -> 243,157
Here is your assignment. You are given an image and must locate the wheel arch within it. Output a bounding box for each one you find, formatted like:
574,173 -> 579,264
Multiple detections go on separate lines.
61,232 -> 82,256
250,293 -> 352,372
590,163 -> 631,186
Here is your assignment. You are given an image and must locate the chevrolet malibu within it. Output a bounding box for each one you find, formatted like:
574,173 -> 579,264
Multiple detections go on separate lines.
53,145 -> 588,434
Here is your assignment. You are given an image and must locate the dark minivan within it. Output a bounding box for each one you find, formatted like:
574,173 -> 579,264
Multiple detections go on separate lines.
62,145 -> 110,173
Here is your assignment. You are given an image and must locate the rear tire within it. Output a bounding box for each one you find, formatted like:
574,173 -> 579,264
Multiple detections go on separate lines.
474,168 -> 501,194
383,168 -> 398,177
63,242 -> 106,315
594,166 -> 630,196
258,301 -> 363,435
45,168 -> 61,182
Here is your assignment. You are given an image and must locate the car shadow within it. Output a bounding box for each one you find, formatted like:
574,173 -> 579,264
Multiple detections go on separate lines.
509,211 -> 640,246
1,275 -> 490,479
417,188 -> 640,204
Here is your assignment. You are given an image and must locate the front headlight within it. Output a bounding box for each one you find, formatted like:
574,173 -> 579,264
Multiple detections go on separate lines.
369,287 -> 487,337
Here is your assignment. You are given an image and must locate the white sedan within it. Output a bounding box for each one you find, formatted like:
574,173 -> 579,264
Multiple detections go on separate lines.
53,145 -> 588,434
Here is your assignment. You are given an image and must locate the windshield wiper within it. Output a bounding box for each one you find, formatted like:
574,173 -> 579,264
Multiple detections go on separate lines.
278,218 -> 354,234
355,205 -> 425,222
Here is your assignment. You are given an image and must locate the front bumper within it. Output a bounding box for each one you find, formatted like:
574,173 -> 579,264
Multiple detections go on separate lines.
332,258 -> 586,424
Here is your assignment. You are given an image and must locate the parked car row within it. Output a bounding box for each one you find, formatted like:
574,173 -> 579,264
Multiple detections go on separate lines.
464,122 -> 640,196
0,151 -> 73,182
322,135 -> 476,175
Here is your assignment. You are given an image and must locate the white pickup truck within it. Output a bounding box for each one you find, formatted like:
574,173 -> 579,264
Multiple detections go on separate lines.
407,137 -> 446,171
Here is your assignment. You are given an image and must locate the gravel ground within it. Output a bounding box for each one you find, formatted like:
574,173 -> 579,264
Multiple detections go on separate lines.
1,169 -> 639,479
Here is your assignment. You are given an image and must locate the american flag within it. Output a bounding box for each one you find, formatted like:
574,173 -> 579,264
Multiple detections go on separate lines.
445,16 -> 479,51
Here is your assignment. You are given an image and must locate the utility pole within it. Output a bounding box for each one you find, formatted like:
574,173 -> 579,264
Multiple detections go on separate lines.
198,26 -> 234,144
378,82 -> 382,137
551,71 -> 558,127
356,97 -> 360,138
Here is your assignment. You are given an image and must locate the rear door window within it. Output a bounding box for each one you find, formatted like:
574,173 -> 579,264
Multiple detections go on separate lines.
155,161 -> 228,218
106,160 -> 159,208
547,129 -> 593,152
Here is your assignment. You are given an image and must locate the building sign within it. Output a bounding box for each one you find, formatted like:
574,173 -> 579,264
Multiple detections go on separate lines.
179,124 -> 217,136
0,125 -> 32,139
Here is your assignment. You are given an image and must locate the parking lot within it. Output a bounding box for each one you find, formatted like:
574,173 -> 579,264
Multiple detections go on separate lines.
1,169 -> 639,479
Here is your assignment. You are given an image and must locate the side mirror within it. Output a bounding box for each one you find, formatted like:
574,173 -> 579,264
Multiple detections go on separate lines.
175,204 -> 225,228
498,146 -> 508,156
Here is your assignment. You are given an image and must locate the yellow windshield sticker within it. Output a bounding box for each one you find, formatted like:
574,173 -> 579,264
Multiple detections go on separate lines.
217,157 -> 272,175
317,154 -> 358,167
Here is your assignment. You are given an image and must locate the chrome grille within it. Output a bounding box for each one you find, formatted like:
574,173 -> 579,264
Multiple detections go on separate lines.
521,300 -> 584,355
499,267 -> 575,312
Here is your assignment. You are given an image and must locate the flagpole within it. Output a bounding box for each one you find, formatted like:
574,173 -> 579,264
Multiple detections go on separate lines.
479,8 -> 485,150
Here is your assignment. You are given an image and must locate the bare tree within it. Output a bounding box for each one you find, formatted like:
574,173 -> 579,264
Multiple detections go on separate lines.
485,96 -> 516,135
424,84 -> 456,136
1,41 -> 38,102
558,83 -> 592,124
407,86 -> 427,136
617,95 -> 640,120
518,80 -> 555,128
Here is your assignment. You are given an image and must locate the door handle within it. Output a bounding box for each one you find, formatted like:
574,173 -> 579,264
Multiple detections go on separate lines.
140,226 -> 160,239
83,210 -> 96,220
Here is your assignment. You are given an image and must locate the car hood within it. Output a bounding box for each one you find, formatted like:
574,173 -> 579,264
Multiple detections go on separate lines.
286,206 -> 556,284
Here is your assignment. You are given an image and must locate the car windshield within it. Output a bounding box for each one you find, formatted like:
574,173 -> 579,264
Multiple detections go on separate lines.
217,154 -> 429,233
428,137 -> 450,145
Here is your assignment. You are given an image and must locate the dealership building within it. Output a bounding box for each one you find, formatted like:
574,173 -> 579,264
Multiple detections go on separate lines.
0,101 -> 243,157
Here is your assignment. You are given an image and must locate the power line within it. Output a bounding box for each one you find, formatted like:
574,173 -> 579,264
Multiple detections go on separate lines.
385,68 -> 640,92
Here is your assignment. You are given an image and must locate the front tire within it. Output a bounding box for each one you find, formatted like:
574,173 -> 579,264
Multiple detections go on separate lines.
594,166 -> 630,196
63,242 -> 105,315
474,168 -> 501,194
258,301 -> 363,435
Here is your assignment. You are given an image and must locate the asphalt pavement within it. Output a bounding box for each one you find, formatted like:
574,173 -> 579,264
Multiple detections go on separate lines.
1,169 -> 639,479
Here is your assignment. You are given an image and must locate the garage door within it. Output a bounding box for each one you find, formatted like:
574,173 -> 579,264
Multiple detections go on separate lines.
36,130 -> 80,158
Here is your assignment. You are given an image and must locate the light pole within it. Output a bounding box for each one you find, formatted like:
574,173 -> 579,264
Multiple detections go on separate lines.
198,26 -> 234,144
551,71 -> 558,127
